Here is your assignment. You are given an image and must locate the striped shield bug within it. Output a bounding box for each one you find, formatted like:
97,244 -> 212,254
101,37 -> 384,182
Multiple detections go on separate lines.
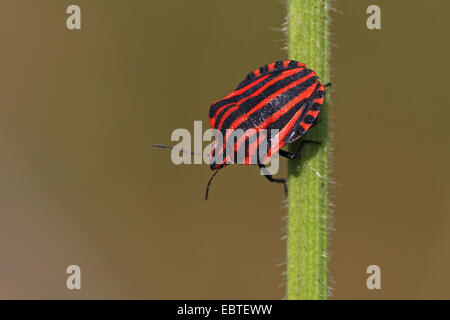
154,60 -> 330,200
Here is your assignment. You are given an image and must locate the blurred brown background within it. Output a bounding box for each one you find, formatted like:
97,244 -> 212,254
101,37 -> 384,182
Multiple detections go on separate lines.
0,0 -> 449,299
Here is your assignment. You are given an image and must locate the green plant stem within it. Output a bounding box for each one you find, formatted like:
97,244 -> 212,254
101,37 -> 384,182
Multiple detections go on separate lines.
287,0 -> 329,300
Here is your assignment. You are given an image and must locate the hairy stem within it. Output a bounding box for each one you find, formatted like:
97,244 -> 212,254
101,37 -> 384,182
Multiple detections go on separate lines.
286,0 -> 329,300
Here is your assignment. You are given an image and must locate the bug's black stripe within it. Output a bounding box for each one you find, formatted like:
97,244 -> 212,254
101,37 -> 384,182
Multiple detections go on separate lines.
235,60 -> 305,91
213,68 -> 311,131
259,65 -> 269,75
265,99 -> 309,134
295,83 -> 321,123
248,133 -> 271,165
274,61 -> 284,69
233,75 -> 317,132
283,82 -> 324,143
212,127 -> 269,166
217,68 -> 313,131
246,113 -> 287,164
288,60 -> 299,68
281,100 -> 314,143
310,102 -> 322,111
213,75 -> 316,167
315,89 -> 325,99
234,134 -> 257,165
209,71 -> 281,119
215,79 -> 317,165
212,130 -> 256,165
225,131 -> 272,165
303,115 -> 316,124
212,71 -> 285,110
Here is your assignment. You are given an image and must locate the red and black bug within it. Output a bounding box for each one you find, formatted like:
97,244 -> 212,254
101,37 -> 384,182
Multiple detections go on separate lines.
155,60 -> 329,200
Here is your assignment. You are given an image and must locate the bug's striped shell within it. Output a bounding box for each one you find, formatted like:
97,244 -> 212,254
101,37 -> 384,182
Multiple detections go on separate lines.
208,60 -> 325,170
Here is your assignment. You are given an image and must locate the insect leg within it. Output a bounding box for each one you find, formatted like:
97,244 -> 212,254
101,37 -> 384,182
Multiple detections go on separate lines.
311,117 -> 322,128
279,140 -> 321,160
258,164 -> 288,196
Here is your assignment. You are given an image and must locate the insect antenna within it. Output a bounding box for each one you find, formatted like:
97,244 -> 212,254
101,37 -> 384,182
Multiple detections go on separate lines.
205,166 -> 224,201
152,144 -> 200,156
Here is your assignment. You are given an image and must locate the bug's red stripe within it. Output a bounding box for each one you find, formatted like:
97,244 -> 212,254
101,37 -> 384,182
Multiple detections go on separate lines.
245,82 -> 317,162
246,131 -> 265,164
283,60 -> 290,67
254,81 -> 317,130
267,62 -> 275,71
300,122 -> 309,131
216,68 -> 306,131
306,110 -> 320,118
258,106 -> 308,162
214,75 -> 316,165
211,76 -> 268,108
210,102 -> 234,128
210,74 -> 272,126
215,79 -> 317,165
223,74 -> 271,100
274,109 -> 305,155
299,107 -> 322,132
222,72 -> 315,131
313,96 -> 324,104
